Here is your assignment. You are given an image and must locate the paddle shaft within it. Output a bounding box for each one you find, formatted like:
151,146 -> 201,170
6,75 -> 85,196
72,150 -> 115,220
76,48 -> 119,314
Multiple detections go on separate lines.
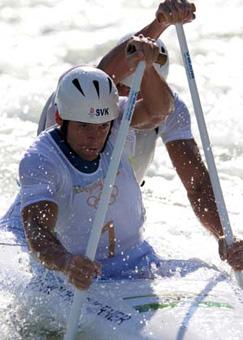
175,23 -> 243,287
64,61 -> 145,340
175,23 -> 234,244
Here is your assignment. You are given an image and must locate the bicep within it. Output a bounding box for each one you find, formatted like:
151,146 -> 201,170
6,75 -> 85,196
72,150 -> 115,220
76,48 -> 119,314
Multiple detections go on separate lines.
97,42 -> 130,84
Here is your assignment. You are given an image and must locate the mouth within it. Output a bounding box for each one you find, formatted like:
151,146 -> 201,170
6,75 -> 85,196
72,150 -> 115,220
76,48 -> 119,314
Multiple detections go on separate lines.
83,146 -> 100,153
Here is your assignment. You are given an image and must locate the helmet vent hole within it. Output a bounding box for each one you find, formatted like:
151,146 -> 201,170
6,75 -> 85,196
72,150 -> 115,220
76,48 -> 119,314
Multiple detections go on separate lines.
93,80 -> 100,98
107,77 -> 113,94
72,78 -> 85,96
161,46 -> 166,54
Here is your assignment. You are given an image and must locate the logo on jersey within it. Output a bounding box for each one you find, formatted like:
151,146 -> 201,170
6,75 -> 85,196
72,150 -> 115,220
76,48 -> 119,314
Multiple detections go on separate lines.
89,107 -> 110,118
73,176 -> 119,209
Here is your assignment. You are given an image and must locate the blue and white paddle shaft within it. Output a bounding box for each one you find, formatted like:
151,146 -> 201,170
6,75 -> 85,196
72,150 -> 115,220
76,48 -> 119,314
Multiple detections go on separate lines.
175,23 -> 243,288
64,61 -> 145,340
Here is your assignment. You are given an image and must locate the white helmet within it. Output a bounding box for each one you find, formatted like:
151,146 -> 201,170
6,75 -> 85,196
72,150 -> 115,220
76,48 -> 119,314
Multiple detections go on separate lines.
118,33 -> 169,87
55,66 -> 119,124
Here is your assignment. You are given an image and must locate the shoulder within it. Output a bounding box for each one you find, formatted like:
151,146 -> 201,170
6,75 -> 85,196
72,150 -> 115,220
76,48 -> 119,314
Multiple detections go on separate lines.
22,131 -> 57,159
118,96 -> 128,112
172,92 -> 189,113
37,92 -> 57,134
19,132 -> 61,181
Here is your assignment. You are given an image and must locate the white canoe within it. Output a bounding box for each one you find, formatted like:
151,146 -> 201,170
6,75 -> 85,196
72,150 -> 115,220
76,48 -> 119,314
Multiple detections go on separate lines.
1,233 -> 243,339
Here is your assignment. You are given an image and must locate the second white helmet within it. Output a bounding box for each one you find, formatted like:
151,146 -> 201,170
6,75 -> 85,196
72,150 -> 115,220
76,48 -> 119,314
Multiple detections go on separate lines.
118,34 -> 169,87
55,66 -> 119,124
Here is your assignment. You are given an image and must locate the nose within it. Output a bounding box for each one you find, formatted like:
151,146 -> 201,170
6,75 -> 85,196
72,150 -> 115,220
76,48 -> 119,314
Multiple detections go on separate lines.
86,126 -> 103,142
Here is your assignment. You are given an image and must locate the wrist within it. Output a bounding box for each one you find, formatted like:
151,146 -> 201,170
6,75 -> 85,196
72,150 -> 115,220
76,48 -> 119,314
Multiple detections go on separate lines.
155,17 -> 169,30
154,14 -> 170,33
57,251 -> 73,274
144,63 -> 155,73
141,19 -> 169,40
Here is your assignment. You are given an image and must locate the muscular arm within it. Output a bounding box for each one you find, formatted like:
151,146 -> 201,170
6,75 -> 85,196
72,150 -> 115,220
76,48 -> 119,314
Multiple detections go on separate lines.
166,139 -> 224,239
97,20 -> 168,84
166,139 -> 243,271
131,66 -> 174,129
22,201 -> 71,271
97,18 -> 167,84
98,1 -> 195,83
108,35 -> 174,130
22,201 -> 100,289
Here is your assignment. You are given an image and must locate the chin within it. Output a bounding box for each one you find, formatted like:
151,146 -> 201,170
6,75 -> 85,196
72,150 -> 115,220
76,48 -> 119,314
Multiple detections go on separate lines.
83,152 -> 100,161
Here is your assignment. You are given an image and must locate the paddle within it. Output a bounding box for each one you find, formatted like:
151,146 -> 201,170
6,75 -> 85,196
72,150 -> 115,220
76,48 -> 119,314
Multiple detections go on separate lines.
64,60 -> 146,339
175,23 -> 243,287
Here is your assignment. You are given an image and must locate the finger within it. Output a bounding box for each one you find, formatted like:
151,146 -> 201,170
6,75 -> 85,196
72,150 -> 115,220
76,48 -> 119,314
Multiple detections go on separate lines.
69,268 -> 94,283
147,37 -> 156,42
191,3 -> 196,12
70,277 -> 92,290
172,1 -> 194,23
75,255 -> 100,272
82,258 -> 101,276
163,3 -> 175,20
230,262 -> 243,271
170,1 -> 196,22
228,242 -> 243,255
157,3 -> 174,22
94,263 -> 101,276
126,40 -> 144,56
170,1 -> 182,22
138,33 -> 145,39
227,252 -> 243,270
68,263 -> 92,280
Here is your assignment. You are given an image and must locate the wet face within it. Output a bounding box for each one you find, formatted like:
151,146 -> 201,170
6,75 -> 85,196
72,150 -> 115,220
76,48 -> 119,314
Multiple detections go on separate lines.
66,121 -> 111,161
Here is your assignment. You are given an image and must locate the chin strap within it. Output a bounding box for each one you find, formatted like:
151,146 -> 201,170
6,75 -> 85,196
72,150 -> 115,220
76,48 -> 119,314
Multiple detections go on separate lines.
60,120 -> 69,141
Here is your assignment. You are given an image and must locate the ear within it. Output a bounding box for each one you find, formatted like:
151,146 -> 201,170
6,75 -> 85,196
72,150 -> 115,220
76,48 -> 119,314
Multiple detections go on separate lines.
55,110 -> 63,126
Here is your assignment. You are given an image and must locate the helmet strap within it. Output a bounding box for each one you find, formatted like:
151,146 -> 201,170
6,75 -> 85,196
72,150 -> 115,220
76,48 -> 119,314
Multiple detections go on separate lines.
60,120 -> 69,141
100,120 -> 113,154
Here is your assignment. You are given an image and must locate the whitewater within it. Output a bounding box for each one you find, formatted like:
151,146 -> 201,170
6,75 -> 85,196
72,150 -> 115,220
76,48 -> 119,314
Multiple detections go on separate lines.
0,0 -> 243,338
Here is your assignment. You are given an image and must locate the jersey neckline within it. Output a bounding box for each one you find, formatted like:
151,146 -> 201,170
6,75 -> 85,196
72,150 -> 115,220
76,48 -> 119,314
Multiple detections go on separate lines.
50,128 -> 100,174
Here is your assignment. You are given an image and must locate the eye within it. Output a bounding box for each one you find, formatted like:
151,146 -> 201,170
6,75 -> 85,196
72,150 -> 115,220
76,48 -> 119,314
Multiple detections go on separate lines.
101,122 -> 110,129
79,123 -> 89,128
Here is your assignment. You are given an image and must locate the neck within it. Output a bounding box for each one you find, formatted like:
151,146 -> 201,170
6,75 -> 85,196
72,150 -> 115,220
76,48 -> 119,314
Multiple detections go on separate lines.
51,128 -> 100,173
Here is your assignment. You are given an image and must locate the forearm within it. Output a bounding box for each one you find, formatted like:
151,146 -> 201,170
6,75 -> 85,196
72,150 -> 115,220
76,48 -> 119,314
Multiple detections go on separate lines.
98,1 -> 196,82
24,221 -> 71,272
187,180 -> 224,239
140,67 -> 174,125
22,201 -> 71,273
97,41 -> 129,84
137,18 -> 169,40
166,139 -> 224,239
24,220 -> 100,290
97,20 -> 168,84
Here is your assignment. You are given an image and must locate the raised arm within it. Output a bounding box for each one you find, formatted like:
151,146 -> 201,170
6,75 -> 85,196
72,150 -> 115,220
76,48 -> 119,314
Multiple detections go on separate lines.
122,35 -> 174,129
98,0 -> 196,84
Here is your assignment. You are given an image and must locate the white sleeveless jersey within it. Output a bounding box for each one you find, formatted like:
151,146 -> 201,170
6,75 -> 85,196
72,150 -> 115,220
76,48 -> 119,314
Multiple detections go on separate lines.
129,93 -> 193,183
19,118 -> 145,260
